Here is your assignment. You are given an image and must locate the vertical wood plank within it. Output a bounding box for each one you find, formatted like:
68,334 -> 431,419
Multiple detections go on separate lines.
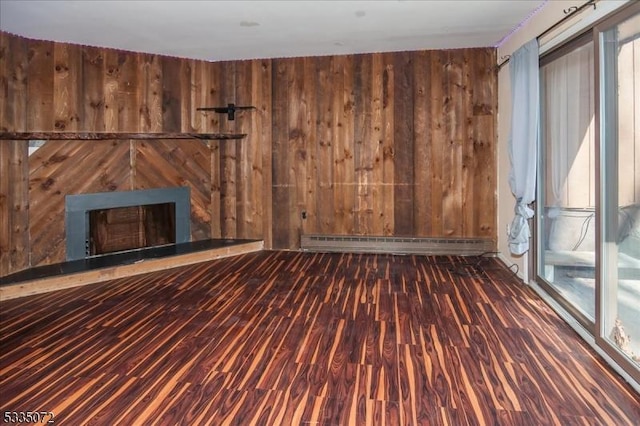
118,51 -> 141,133
315,56 -> 334,235
442,50 -> 463,237
287,57 -> 303,247
0,35 -> 8,272
25,40 -> 55,132
120,51 -> 140,193
485,49 -> 497,239
53,43 -> 82,132
103,50 -> 120,132
461,49 -> 476,237
471,49 -> 496,238
161,56 -> 183,133
393,51 -> 414,236
1,33 -> 28,132
342,55 -> 356,235
290,57 -> 310,245
135,52 -> 163,197
0,142 -> 9,275
301,56 -> 317,238
0,141 -> 28,274
271,58 -> 291,248
189,59 -> 209,134
381,53 -> 395,235
82,46 -> 105,131
0,32 -> 8,132
190,58 -> 215,239
430,50 -> 445,235
220,61 -> 237,239
140,53 -> 163,133
235,59 -> 255,239
235,60 -> 249,238
9,141 -> 30,273
370,53 -> 385,235
258,59 -> 273,248
457,49 -> 477,237
332,55 -> 347,235
209,61 -> 223,239
180,59 -> 194,133
353,54 -> 372,235
413,50 -> 432,236
0,33 -> 29,275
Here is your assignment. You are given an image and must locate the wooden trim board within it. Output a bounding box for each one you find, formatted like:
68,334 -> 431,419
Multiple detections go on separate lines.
0,131 -> 247,140
0,240 -> 263,301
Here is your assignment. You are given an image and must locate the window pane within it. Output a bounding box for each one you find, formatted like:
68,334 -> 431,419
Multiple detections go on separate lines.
539,40 -> 596,320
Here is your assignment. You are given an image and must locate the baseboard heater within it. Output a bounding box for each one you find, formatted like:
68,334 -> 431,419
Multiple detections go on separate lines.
300,234 -> 495,256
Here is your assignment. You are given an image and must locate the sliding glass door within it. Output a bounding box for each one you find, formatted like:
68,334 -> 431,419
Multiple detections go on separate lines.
539,35 -> 596,325
599,8 -> 640,368
537,2 -> 639,381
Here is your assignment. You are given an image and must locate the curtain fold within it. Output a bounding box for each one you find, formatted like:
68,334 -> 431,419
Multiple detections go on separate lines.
508,39 -> 539,255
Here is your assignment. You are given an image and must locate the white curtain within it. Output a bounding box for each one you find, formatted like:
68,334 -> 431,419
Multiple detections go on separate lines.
508,39 -> 539,255
542,42 -> 594,214
545,59 -> 569,212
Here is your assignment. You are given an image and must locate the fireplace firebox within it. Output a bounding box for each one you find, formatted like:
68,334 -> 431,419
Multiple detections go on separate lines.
88,203 -> 176,256
65,187 -> 190,261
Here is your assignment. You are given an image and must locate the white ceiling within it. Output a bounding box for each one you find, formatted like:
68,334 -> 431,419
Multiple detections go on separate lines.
0,0 -> 546,62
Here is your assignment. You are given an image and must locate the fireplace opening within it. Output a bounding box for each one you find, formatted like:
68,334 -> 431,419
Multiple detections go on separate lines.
88,203 -> 176,256
66,187 -> 190,261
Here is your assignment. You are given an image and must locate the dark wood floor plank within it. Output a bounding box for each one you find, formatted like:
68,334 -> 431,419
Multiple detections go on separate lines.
1,251 -> 639,425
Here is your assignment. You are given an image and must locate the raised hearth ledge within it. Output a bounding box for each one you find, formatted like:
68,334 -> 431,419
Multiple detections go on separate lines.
0,239 -> 263,301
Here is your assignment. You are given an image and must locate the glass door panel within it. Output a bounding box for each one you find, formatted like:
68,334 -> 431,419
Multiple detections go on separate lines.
539,39 -> 596,322
601,10 -> 640,367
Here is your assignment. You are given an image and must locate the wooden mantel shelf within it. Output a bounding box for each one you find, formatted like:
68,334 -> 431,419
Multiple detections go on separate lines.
0,131 -> 247,141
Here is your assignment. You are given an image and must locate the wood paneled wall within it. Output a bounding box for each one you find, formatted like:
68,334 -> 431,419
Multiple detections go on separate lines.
271,50 -> 496,248
0,31 -> 497,275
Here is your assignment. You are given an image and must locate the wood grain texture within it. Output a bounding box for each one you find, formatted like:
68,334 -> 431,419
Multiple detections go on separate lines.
1,251 -> 638,424
53,42 -> 82,132
0,32 -> 27,133
0,30 -> 496,274
271,58 -> 292,248
315,55 -> 335,236
134,138 -> 212,242
269,49 -> 496,247
208,61 -> 224,239
0,34 -> 29,276
219,61 -> 238,239
393,51 -> 415,236
0,141 -> 29,276
29,140 -> 132,266
429,50 -> 445,237
256,59 -> 274,249
0,32 -> 270,274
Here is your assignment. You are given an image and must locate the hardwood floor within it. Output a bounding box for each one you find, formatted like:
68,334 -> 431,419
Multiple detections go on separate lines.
1,251 -> 638,425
